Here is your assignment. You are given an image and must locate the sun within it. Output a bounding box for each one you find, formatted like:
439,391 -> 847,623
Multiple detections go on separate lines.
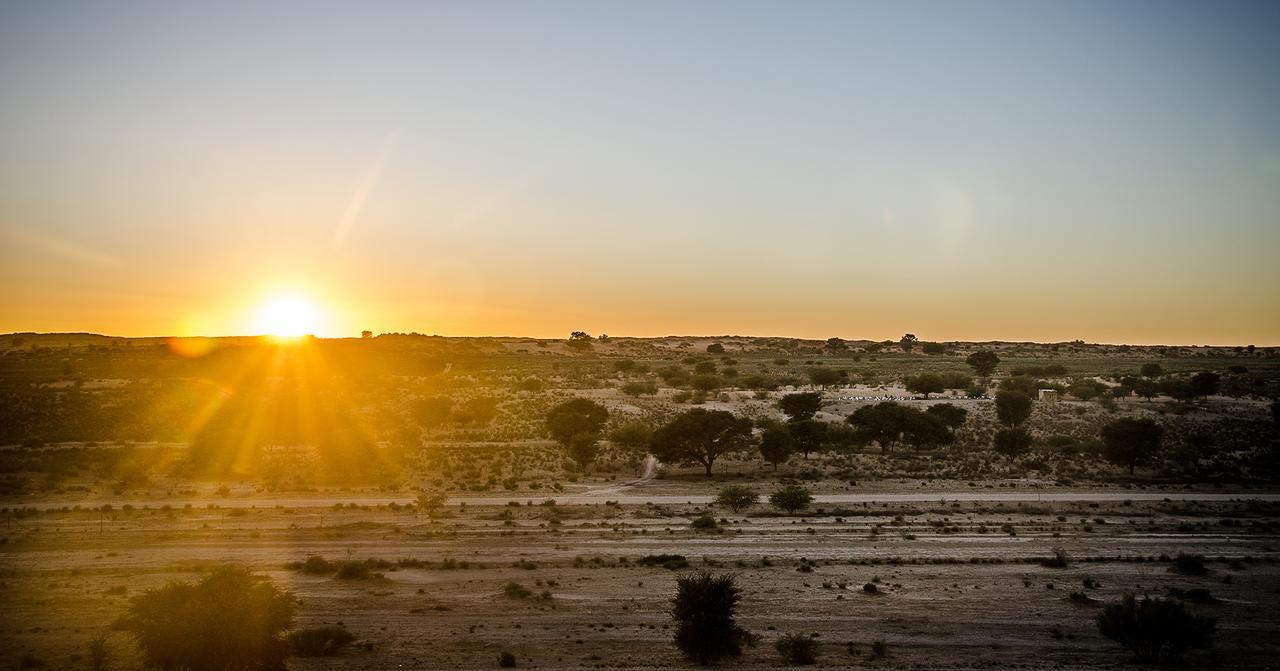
253,293 -> 323,338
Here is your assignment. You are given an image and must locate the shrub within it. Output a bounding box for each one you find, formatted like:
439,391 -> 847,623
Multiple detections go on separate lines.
88,633 -> 109,671
503,582 -> 534,599
690,514 -> 719,530
498,651 -> 517,667
288,626 -> 355,657
116,566 -> 296,671
1096,595 -> 1214,664
299,555 -> 334,575
870,639 -> 888,658
775,633 -> 818,665
334,561 -> 374,580
671,572 -> 755,665
1171,553 -> 1208,576
638,554 -> 689,569
1041,548 -> 1070,568
714,485 -> 758,513
769,485 -> 813,515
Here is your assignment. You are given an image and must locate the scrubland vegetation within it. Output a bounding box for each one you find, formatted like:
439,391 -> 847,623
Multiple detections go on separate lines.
1,332 -> 1278,668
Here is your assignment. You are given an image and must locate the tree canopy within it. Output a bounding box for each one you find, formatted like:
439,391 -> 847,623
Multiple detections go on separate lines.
650,408 -> 752,476
995,391 -> 1034,427
1101,417 -> 1163,474
546,398 -> 610,468
965,350 -> 1000,377
778,392 -> 822,422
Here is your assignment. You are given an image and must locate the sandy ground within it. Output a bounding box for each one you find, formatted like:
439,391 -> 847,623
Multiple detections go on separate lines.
2,484 -> 1279,670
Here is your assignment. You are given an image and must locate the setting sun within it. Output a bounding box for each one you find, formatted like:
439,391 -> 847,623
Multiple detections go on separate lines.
252,294 -> 322,338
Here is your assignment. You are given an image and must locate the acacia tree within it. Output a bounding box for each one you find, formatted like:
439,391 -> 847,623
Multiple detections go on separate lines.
778,392 -> 822,422
758,427 -> 794,470
650,409 -> 752,476
671,573 -> 754,665
965,350 -> 1000,377
1189,371 -> 1220,399
899,333 -> 918,352
1101,417 -> 1163,475
926,403 -> 967,429
847,402 -> 954,454
118,567 -> 297,671
546,399 -> 610,469
905,373 -> 945,399
995,391 -> 1033,427
788,419 -> 829,459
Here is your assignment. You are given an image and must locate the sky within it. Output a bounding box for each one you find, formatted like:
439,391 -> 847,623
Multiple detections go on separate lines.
1,1 -> 1278,345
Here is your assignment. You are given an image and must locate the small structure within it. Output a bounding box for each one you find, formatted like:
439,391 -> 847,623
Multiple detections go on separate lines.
1038,389 -> 1060,402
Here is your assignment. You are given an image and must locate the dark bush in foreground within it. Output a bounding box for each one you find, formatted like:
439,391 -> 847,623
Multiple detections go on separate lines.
498,650 -> 517,667
775,633 -> 818,664
672,572 -> 755,665
288,626 -> 355,657
1096,595 -> 1215,664
117,567 -> 296,671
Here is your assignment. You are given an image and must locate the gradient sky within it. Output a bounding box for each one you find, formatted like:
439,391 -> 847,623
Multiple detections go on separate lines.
2,1 -> 1278,344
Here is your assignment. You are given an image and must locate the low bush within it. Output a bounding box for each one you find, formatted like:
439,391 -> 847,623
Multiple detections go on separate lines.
775,633 -> 818,665
288,626 -> 355,657
1171,553 -> 1208,576
1097,595 -> 1214,664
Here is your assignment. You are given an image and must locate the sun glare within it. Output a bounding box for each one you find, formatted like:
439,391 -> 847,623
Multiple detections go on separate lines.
253,294 -> 322,338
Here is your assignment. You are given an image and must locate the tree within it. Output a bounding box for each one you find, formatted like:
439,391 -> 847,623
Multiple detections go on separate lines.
769,485 -> 813,515
650,409 -> 752,476
546,399 -> 610,469
995,391 -> 1033,427
567,331 -> 593,350
824,337 -> 847,351
706,343 -> 726,354
1067,378 -> 1106,401
758,427 -> 794,470
899,333 -> 918,352
905,373 -> 945,399
1189,371 -> 1220,399
1101,418 -> 1163,475
787,419 -> 829,459
778,392 -> 822,422
807,367 -> 841,388
609,421 -> 654,468
715,485 -> 759,512
993,428 -> 1032,457
844,402 -> 916,453
416,490 -> 447,518
1140,363 -> 1164,378
1160,377 -> 1196,403
1096,595 -> 1214,664
965,350 -> 1000,377
1133,379 -> 1160,400
118,567 -> 297,671
671,573 -> 754,665
360,330 -> 373,339
926,403 -> 967,429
